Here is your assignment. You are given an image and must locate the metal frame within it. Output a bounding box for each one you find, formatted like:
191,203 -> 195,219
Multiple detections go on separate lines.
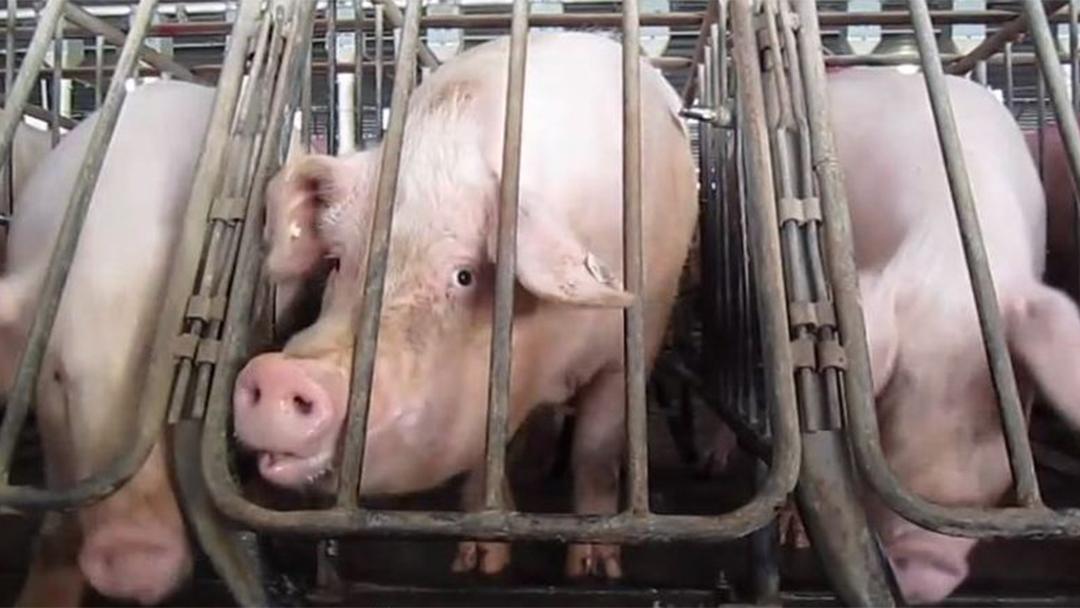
200,0 -> 804,545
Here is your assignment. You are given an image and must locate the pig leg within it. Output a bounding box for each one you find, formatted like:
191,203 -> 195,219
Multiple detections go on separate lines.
566,369 -> 624,581
452,467 -> 513,576
15,512 -> 86,607
777,500 -> 811,549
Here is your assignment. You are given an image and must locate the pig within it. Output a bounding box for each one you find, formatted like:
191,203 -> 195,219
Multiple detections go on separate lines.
232,30 -> 699,580
0,80 -> 216,605
0,121 -> 54,269
828,67 -> 1080,604
1022,121 -> 1080,302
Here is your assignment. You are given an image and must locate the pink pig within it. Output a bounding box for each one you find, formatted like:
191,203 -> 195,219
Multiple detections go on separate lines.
829,67 -> 1080,604
233,31 -> 699,579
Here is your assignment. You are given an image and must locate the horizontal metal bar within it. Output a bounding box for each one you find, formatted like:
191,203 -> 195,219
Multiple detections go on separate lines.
945,0 -> 1068,75
0,91 -> 77,129
370,0 -> 438,69
62,2 -> 200,82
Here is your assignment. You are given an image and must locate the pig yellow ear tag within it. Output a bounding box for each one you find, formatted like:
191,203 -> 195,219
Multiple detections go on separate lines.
289,220 -> 302,240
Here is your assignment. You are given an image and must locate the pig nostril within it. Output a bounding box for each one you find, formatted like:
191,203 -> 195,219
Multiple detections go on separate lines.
293,395 -> 314,416
253,387 -> 261,404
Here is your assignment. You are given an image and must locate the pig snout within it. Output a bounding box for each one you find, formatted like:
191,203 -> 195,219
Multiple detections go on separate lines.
232,352 -> 348,487
78,517 -> 192,606
886,529 -> 975,605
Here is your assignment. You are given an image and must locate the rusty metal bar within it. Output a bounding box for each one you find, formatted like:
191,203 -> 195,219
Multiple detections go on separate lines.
374,3 -> 383,138
354,0 -> 363,145
0,0 -> 64,206
327,0 -> 338,155
483,0 -> 528,512
946,1 -> 1068,75
622,0 -> 649,516
94,34 -> 104,108
371,0 -> 438,69
0,0 -> 163,486
910,0 -> 1042,507
335,0 -> 424,508
50,15 -> 61,147
0,92 -> 76,128
63,2 -> 198,82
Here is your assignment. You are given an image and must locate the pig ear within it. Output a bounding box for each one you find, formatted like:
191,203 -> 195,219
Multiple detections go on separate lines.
1005,283 -> 1080,432
263,154 -> 345,284
859,272 -> 899,397
490,206 -> 634,308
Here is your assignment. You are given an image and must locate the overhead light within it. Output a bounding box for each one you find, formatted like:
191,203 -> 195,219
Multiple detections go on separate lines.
896,64 -> 919,75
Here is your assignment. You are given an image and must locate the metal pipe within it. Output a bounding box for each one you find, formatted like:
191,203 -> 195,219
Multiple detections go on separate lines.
51,15 -> 62,147
1006,41 -> 1015,112
0,92 -> 76,128
354,0 -> 363,145
5,0 -> 13,95
622,0 -> 649,516
327,0 -> 338,155
946,1 -> 1068,75
1070,0 -> 1079,113
370,0 -> 438,69
680,0 -> 720,109
63,2 -> 198,82
0,0 -> 164,482
302,44 -> 312,151
483,0 -> 528,512
374,3 -> 383,138
910,0 -> 1042,507
335,0 -> 423,508
94,34 -> 104,108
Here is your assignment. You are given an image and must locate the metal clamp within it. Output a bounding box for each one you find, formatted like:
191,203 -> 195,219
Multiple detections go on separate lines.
210,195 -> 246,222
186,294 -> 229,323
778,196 -> 822,226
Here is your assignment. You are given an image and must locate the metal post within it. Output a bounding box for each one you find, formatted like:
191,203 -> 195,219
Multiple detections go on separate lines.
483,0 -> 528,511
64,3 -> 197,82
910,0 -> 1041,506
94,34 -> 104,108
1071,0 -> 1079,112
1005,41 -> 1015,113
335,0 -> 424,507
50,15 -> 61,147
327,0 -> 337,155
354,0 -> 363,145
375,3 -> 384,138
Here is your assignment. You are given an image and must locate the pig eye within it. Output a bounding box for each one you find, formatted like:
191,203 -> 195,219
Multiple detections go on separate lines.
454,268 -> 474,287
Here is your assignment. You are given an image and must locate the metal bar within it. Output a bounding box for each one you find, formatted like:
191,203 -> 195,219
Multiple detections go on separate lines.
94,34 -> 104,108
680,0 -> 720,109
0,0 -> 163,482
622,0 -> 649,516
1006,41 -> 1015,112
335,0 -> 424,508
354,0 -> 363,145
483,0 -> 528,512
946,1 -> 1068,75
5,0 -> 13,95
63,2 -> 198,82
0,0 -> 64,195
327,0 -> 337,155
1071,0 -> 1079,113
50,15 -> 61,147
0,91 -> 76,128
371,0 -> 438,69
374,3 -> 383,138
302,44 -> 312,151
910,0 -> 1041,507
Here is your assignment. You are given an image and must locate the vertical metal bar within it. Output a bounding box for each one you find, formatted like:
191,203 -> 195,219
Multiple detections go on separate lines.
327,0 -> 338,155
375,3 -> 384,138
483,0 -> 528,511
621,0 -> 649,516
0,0 -> 164,479
5,0 -> 14,95
50,14 -> 61,146
354,0 -> 363,145
0,0 -> 64,175
335,0 -> 423,507
1005,41 -> 1015,113
94,34 -> 104,109
1071,0 -> 1079,113
909,0 -> 1041,507
1039,71 -> 1047,181
302,44 -> 312,151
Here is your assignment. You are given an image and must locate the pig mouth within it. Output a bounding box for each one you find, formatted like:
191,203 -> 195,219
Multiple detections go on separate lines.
256,450 -> 334,486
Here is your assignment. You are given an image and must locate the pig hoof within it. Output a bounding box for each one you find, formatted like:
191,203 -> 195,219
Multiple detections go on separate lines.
451,541 -> 510,576
566,543 -> 623,581
778,502 -> 811,549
